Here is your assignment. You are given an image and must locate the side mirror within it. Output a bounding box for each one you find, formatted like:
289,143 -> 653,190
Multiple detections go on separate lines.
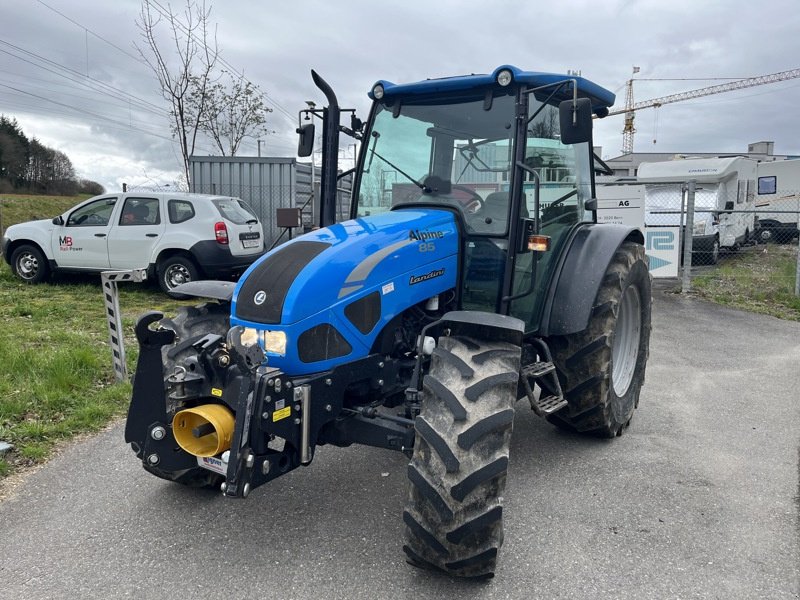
296,123 -> 315,157
724,201 -> 734,212
351,114 -> 363,133
558,98 -> 593,145
52,216 -> 64,226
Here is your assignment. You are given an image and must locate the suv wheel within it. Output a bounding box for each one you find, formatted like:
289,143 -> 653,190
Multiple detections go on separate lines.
157,256 -> 199,295
11,244 -> 50,284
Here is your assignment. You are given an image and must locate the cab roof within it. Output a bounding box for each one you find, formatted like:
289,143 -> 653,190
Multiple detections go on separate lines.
369,65 -> 615,115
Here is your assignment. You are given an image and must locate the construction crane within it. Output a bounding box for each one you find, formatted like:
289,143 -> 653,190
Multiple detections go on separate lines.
608,67 -> 800,154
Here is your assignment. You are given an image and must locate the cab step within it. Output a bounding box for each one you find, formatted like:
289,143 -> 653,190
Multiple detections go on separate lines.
521,340 -> 567,418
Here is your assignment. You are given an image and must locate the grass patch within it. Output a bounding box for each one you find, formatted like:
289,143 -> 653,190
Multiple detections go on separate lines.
0,191 -> 201,482
0,193 -> 91,234
0,261 -> 191,481
691,244 -> 800,321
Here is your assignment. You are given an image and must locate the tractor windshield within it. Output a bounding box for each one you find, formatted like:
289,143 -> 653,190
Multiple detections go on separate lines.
356,92 -> 591,236
356,91 -> 517,235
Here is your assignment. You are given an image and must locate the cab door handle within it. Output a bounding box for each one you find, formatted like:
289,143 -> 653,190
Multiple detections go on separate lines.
145,233 -> 158,238
94,233 -> 107,238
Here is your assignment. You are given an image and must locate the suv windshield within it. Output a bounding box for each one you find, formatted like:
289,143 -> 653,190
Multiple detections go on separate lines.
212,198 -> 258,224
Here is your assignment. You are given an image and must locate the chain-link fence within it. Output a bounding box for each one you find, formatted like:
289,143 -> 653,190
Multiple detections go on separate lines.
642,180 -> 800,295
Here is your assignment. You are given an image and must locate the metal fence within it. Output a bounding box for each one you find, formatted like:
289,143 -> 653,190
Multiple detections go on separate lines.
188,183 -> 352,248
641,181 -> 800,295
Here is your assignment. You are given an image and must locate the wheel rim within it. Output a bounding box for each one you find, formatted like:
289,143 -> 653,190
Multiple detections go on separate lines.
165,264 -> 191,288
712,240 -> 719,263
16,251 -> 39,280
611,284 -> 641,397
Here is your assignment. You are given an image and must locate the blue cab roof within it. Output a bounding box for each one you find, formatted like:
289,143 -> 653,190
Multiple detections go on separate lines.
369,65 -> 615,114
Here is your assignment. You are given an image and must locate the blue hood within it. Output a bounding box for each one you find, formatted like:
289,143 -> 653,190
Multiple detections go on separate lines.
231,209 -> 459,375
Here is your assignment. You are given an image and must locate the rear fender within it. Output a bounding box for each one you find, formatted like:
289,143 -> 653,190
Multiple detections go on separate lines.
540,224 -> 644,336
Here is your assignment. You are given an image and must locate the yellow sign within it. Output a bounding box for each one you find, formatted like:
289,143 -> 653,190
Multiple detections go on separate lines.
273,406 -> 291,422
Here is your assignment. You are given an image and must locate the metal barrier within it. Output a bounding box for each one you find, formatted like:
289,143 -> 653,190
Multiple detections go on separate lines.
101,269 -> 148,381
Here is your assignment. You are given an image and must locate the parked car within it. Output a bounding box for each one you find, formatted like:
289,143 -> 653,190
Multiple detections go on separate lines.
1,192 -> 265,293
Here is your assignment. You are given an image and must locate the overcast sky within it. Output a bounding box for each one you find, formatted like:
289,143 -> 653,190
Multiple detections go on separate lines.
1,0 -> 799,192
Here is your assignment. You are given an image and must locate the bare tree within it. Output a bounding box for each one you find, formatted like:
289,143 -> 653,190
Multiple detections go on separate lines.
136,0 -> 218,186
193,72 -> 272,156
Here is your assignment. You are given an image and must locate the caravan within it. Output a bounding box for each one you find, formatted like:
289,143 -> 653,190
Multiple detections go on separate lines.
754,159 -> 800,243
637,157 -> 757,264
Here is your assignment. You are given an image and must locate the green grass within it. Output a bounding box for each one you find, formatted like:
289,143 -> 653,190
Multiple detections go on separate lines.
0,262 -> 192,481
691,244 -> 800,321
0,193 -> 91,235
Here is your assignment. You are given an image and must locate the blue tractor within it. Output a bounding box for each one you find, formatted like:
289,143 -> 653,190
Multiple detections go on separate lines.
125,65 -> 651,578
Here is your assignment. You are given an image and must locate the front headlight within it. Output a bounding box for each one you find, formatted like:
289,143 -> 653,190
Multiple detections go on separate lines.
263,330 -> 287,355
693,220 -> 707,235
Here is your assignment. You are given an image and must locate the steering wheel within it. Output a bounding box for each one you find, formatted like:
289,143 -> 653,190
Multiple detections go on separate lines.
450,185 -> 484,214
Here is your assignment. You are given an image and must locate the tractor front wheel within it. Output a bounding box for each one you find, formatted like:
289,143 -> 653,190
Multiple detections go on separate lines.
403,335 -> 521,578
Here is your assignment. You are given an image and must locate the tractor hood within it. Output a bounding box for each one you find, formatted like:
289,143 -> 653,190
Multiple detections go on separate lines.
230,208 -> 459,374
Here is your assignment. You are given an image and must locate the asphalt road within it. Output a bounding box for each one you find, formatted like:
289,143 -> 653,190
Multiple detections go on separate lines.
1,284 -> 798,599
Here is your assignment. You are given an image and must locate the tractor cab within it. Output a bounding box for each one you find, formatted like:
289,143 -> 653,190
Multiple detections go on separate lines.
347,66 -> 613,330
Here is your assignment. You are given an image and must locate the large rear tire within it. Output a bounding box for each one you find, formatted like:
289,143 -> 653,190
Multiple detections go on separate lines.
403,335 -> 521,578
547,242 -> 651,437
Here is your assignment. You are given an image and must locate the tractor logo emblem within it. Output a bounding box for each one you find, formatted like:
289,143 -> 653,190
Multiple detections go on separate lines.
253,290 -> 267,305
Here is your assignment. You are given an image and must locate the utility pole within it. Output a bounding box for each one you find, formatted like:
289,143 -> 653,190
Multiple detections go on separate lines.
257,140 -> 262,157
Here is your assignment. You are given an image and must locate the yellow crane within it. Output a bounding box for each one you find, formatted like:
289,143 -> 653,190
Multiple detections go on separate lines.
610,67 -> 800,154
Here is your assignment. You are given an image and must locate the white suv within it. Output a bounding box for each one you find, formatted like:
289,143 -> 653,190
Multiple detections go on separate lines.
2,192 -> 265,293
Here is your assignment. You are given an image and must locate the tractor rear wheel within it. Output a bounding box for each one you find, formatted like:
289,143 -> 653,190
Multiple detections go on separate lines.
403,335 -> 521,578
547,242 -> 651,437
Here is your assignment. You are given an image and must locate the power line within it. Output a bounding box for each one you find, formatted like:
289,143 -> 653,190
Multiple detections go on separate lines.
0,40 -> 167,117
33,0 -> 147,67
0,82 -> 178,144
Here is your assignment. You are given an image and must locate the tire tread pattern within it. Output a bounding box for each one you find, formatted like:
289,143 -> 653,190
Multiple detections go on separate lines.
546,242 -> 651,437
404,335 -> 521,578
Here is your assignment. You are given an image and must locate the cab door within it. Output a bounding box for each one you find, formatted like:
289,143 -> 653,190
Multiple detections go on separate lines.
53,197 -> 117,269
106,196 -> 166,269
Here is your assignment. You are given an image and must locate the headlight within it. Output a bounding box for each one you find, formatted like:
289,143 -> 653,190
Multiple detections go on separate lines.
263,330 -> 287,355
496,69 -> 513,87
693,220 -> 707,235
372,84 -> 385,99
240,327 -> 260,347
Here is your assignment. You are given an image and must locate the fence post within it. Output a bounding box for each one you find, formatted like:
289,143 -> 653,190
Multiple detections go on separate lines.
681,180 -> 696,293
101,269 -> 148,381
795,210 -> 800,296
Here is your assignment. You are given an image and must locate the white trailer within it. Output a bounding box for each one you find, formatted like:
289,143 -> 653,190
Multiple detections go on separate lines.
754,159 -> 800,243
637,157 -> 757,264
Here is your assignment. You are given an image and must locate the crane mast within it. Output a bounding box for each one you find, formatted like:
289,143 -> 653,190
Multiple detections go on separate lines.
611,67 -> 800,154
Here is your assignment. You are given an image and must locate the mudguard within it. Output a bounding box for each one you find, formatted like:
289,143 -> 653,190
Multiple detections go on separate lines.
539,223 -> 644,337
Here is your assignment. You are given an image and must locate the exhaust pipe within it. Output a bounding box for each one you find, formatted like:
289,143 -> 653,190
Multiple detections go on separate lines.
172,404 -> 235,457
